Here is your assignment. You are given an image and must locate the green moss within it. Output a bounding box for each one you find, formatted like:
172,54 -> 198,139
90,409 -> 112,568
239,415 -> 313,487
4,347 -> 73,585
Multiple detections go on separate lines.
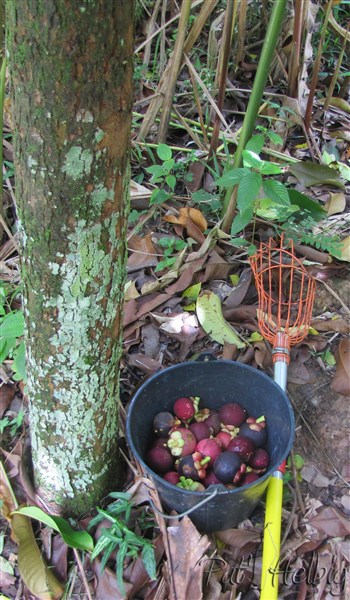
62,146 -> 93,180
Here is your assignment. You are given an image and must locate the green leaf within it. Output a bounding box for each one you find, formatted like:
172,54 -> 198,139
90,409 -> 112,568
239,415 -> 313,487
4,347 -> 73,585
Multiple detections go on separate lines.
290,162 -> 345,189
245,134 -> 265,155
141,543 -> 157,581
14,506 -> 94,552
165,174 -> 176,190
242,150 -> 263,169
230,205 -> 255,235
116,540 -> 128,595
237,172 -> 262,211
156,143 -> 172,161
0,337 -> 17,363
262,179 -> 290,205
259,162 -> 282,175
215,167 -> 250,188
162,158 -> 175,173
182,283 -> 201,301
145,165 -> 165,179
0,311 -> 24,339
287,189 -> 326,219
196,292 -> 246,348
12,341 -> 27,382
266,130 -> 283,145
150,188 -> 171,205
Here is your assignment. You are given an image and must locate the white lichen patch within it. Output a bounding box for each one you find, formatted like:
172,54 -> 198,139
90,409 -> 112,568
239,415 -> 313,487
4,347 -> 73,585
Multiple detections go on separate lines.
76,109 -> 94,123
62,146 -> 93,180
94,128 -> 105,143
27,214 -> 126,501
90,184 -> 114,210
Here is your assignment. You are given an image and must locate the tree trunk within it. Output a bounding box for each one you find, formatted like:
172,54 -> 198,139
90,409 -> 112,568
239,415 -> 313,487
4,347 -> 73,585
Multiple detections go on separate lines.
6,0 -> 134,516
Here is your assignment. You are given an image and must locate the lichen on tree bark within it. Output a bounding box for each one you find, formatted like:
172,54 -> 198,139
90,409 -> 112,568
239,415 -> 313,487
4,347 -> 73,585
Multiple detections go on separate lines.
6,0 -> 134,515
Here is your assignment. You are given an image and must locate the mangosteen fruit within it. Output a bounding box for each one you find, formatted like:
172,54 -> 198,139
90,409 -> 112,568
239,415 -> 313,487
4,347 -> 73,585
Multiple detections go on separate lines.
167,427 -> 196,457
249,448 -> 270,472
195,437 -> 222,466
227,436 -> 255,461
215,431 -> 232,448
189,421 -> 210,442
241,472 -> 260,486
173,396 -> 199,421
153,411 -> 176,437
219,402 -> 246,427
146,446 -> 174,474
203,410 -> 221,435
163,471 -> 180,485
203,469 -> 222,487
213,451 -> 242,484
239,417 -> 267,447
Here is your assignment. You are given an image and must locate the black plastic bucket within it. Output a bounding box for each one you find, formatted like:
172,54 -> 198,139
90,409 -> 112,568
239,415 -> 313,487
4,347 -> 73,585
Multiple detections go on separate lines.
126,357 -> 294,533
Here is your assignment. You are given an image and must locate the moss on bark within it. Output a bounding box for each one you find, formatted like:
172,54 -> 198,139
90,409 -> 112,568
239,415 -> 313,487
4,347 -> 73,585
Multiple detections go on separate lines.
6,0 -> 134,515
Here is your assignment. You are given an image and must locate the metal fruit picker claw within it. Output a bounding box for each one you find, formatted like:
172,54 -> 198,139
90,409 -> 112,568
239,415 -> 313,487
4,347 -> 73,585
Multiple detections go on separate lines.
250,234 -> 316,600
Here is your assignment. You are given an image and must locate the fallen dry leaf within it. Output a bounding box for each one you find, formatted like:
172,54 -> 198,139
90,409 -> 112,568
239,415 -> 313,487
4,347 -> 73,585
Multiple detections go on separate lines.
308,505 -> 350,538
311,317 -> 350,334
127,233 -> 159,272
0,383 -> 16,418
325,192 -> 346,216
163,207 -> 208,233
141,322 -> 160,358
223,269 -> 252,310
167,516 -> 210,600
123,293 -> 170,327
331,337 -> 350,395
128,353 -> 162,375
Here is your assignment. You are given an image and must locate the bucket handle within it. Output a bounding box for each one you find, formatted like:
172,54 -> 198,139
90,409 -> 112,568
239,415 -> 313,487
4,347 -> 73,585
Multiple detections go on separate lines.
149,487 -> 219,520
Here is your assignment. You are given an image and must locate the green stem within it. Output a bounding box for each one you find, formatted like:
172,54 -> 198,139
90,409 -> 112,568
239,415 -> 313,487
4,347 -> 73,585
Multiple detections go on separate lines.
221,0 -> 287,232
0,55 -> 6,218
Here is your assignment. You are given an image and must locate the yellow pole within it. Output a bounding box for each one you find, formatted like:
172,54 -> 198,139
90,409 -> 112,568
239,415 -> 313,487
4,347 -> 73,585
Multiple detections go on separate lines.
260,467 -> 285,600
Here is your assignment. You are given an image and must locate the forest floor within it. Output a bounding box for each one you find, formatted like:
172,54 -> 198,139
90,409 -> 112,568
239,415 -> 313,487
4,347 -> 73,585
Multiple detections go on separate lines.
1,1 -> 350,599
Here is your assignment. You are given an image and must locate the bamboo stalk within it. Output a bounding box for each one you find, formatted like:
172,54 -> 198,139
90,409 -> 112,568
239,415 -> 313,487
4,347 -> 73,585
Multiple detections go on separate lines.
222,0 -> 287,233
323,21 -> 349,113
143,0 -> 162,67
288,0 -> 305,98
0,55 -> 6,219
304,0 -> 334,131
208,0 -> 238,161
137,0 -> 218,141
157,0 -> 192,142
236,0 -> 248,66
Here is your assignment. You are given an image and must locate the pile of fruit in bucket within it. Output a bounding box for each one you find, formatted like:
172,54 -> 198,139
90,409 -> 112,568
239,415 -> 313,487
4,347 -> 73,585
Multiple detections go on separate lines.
146,397 -> 270,491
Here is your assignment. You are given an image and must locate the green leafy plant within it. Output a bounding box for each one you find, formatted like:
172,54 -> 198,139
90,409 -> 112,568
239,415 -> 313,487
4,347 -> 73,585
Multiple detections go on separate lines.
155,236 -> 187,272
0,283 -> 26,382
145,143 -> 192,205
283,454 -> 305,485
88,492 -> 156,595
0,409 -> 24,436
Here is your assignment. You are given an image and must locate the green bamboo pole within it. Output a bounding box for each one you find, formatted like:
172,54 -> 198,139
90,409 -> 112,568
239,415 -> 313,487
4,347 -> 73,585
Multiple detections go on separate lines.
0,55 -> 6,218
222,0 -> 287,233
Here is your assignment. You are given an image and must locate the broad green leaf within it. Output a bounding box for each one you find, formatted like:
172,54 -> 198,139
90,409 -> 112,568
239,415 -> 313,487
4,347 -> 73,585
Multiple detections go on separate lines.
145,165 -> 165,178
256,199 -> 297,221
165,174 -> 176,190
196,292 -> 245,348
142,543 -> 157,580
249,331 -> 264,342
338,163 -> 350,182
287,189 -> 326,219
245,134 -> 265,155
182,283 -> 201,301
263,179 -> 290,205
162,158 -> 175,173
231,205 -> 255,235
150,188 -> 171,205
259,162 -> 282,175
12,341 -> 27,382
290,162 -> 345,189
237,172 -> 262,211
0,311 -> 24,339
0,337 -> 16,363
242,149 -> 262,169
215,167 -> 250,188
12,513 -> 64,600
266,130 -> 283,145
156,143 -> 172,161
14,506 -> 94,552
